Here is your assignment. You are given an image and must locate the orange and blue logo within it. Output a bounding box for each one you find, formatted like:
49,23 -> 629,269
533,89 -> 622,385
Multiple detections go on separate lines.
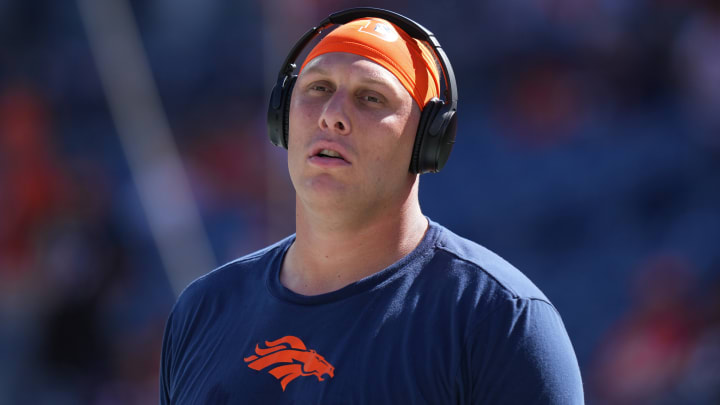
244,336 -> 335,391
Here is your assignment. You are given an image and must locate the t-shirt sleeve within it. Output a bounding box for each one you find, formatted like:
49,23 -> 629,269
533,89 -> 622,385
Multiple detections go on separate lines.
467,297 -> 584,404
159,310 -> 174,405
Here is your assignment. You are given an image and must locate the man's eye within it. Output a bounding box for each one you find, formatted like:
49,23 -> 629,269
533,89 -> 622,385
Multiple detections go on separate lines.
310,85 -> 330,93
363,94 -> 382,103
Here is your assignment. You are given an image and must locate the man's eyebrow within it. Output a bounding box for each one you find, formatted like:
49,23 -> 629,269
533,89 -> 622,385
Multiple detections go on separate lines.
300,65 -> 330,77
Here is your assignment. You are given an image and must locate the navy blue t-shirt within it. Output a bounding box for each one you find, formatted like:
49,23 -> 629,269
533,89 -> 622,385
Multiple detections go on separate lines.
160,220 -> 584,404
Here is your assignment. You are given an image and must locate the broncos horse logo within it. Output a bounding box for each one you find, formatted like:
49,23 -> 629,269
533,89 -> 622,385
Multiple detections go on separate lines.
244,336 -> 335,391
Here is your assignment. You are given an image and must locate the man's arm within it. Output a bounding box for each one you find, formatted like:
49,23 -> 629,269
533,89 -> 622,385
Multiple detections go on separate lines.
468,297 -> 584,404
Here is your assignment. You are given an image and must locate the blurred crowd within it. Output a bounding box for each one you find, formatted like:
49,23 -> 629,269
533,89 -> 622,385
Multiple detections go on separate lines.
1,0 -> 719,404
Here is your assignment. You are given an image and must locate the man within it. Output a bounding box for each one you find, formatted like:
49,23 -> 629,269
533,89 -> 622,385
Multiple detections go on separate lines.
160,9 -> 584,404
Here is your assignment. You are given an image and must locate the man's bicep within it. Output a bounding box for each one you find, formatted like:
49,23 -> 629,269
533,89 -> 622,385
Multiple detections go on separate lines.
468,298 -> 584,404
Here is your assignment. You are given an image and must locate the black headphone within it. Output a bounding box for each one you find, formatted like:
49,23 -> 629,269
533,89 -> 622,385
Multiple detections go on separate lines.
267,7 -> 458,174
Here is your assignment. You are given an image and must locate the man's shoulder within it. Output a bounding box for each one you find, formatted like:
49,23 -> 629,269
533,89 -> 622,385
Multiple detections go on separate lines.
429,225 -> 584,403
172,235 -> 293,310
430,221 -> 549,303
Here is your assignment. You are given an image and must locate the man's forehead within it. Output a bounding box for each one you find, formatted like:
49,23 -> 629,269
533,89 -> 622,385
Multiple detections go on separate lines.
300,52 -> 404,89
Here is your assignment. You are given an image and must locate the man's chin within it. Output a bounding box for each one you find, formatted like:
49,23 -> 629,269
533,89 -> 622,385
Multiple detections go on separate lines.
296,176 -> 359,209
302,178 -> 351,203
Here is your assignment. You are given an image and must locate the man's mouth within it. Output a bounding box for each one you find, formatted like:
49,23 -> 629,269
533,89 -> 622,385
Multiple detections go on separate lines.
316,149 -> 344,159
309,146 -> 351,167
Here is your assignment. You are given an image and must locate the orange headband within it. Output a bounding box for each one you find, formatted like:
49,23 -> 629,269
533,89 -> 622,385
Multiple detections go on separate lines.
299,17 -> 440,109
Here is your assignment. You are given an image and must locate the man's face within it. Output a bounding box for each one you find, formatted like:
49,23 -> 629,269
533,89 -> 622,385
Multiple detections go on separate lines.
287,52 -> 421,215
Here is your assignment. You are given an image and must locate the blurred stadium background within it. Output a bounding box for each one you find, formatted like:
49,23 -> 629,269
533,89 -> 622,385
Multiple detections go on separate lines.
1,0 -> 719,403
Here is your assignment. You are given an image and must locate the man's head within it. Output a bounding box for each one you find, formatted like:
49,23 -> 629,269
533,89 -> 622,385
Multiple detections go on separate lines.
286,17 -> 441,218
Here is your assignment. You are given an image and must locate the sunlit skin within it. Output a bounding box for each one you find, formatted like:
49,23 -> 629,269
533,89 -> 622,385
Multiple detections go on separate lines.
281,52 -> 429,295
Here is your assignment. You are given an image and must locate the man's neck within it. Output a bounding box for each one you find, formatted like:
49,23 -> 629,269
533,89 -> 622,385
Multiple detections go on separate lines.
281,196 -> 428,296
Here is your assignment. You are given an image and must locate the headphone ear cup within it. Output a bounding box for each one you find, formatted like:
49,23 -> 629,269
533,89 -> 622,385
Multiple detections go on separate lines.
281,76 -> 297,148
411,99 -> 442,173
267,75 -> 297,149
431,109 -> 457,172
412,101 -> 457,173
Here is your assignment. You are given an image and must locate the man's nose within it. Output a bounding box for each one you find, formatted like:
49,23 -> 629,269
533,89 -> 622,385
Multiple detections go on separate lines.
318,90 -> 351,135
